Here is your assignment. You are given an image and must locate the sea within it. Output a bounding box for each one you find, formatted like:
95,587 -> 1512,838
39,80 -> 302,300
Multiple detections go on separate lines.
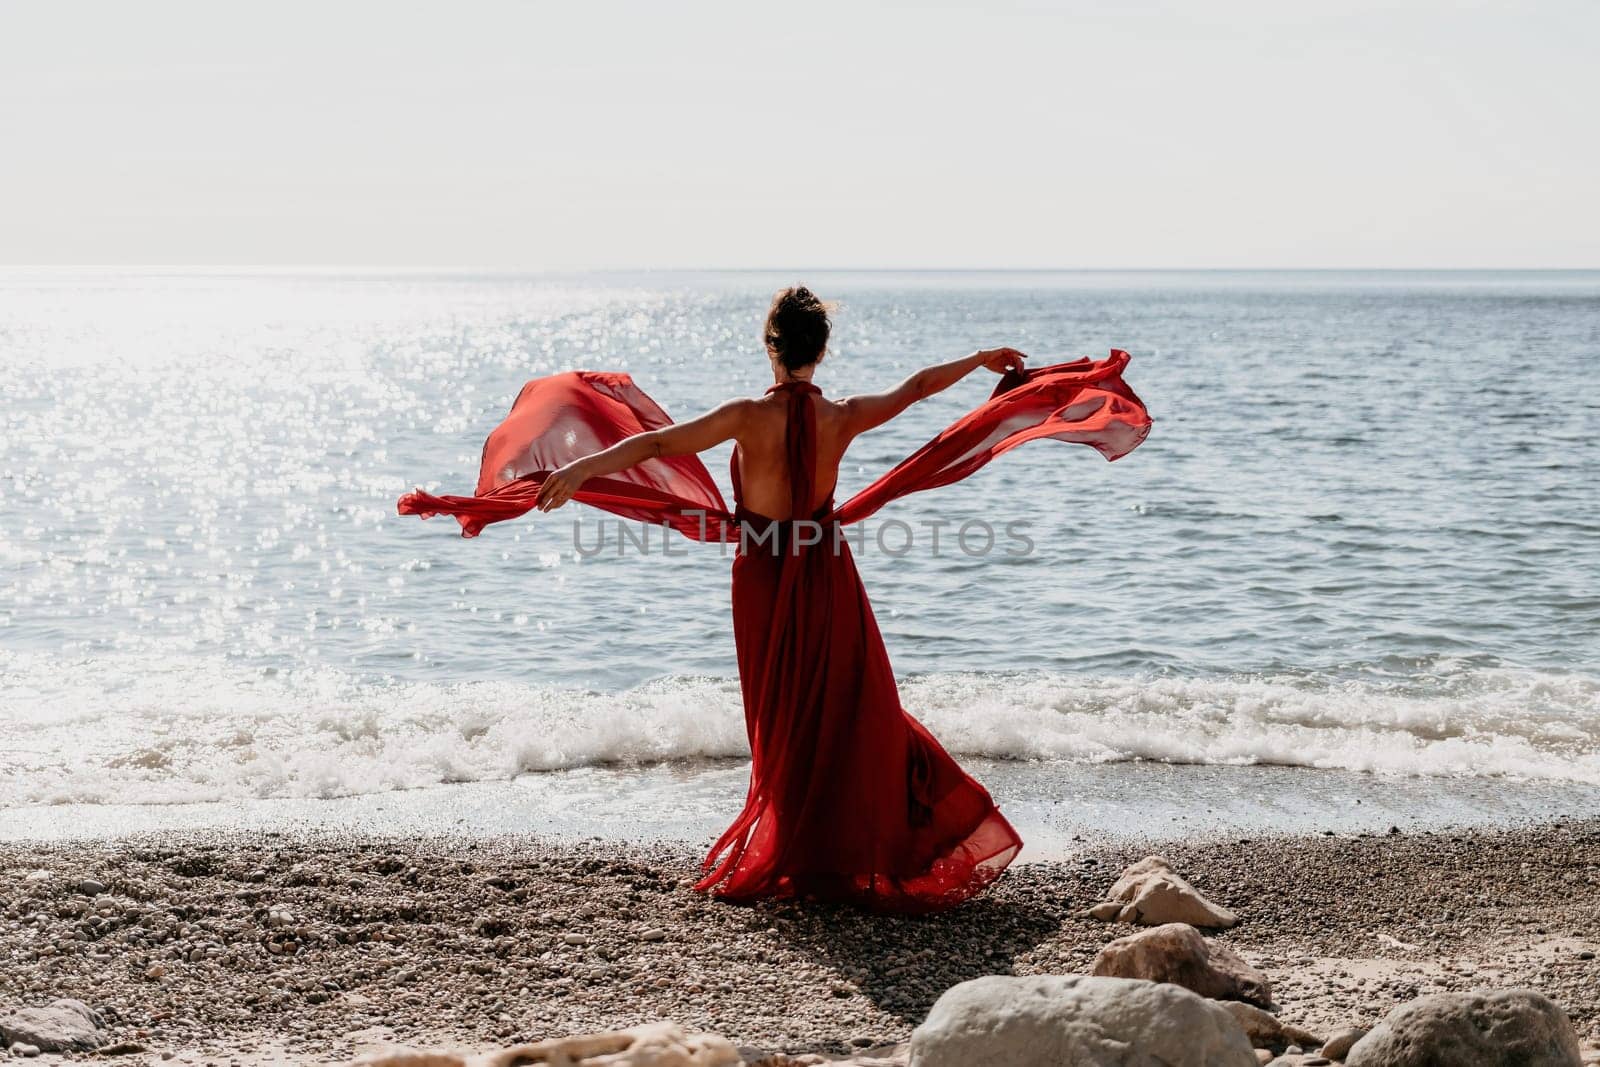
3,268 -> 1598,849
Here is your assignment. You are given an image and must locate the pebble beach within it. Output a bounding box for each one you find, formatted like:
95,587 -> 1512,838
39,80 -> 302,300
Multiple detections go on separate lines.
3,820 -> 1598,1064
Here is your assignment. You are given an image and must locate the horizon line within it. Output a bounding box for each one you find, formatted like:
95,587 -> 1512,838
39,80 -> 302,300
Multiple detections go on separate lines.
2,264 -> 1597,275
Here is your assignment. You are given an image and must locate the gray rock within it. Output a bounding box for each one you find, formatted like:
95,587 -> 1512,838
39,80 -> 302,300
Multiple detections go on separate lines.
909,974 -> 1256,1067
0,999 -> 107,1052
1092,923 -> 1272,1007
1345,989 -> 1581,1067
76,878 -> 107,895
1320,1028 -> 1368,1061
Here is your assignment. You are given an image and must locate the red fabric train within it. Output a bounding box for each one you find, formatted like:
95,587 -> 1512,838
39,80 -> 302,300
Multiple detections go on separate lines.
400,351 -> 1151,911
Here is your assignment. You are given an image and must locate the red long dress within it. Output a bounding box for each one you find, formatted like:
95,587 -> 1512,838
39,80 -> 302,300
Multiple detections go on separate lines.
399,352 -> 1151,911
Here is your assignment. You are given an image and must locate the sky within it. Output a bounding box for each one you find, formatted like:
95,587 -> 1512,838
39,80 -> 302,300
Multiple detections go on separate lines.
1,0 -> 1596,269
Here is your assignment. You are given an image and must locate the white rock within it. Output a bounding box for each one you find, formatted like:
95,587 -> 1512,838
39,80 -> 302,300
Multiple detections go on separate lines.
1090,856 -> 1238,929
909,974 -> 1256,1067
1345,989 -> 1582,1067
0,999 -> 107,1053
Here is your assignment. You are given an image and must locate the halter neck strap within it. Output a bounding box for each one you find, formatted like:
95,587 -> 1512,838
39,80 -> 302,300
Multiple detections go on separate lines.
766,380 -> 820,396
776,381 -> 819,520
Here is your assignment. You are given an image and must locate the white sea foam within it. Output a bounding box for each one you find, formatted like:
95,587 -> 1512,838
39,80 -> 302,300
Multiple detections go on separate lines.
3,649 -> 1597,808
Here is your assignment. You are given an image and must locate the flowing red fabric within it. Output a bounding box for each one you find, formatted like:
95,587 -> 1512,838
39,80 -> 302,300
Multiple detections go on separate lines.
398,351 -> 1151,911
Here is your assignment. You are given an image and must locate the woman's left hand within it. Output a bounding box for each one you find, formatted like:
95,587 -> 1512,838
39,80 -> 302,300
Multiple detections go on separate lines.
978,347 -> 1027,375
536,460 -> 590,512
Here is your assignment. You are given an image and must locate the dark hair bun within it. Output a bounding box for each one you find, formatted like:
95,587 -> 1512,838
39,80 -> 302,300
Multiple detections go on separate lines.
764,286 -> 832,372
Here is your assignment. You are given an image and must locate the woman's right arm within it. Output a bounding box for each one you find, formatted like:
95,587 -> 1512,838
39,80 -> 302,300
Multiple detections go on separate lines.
534,399 -> 749,511
844,347 -> 1026,436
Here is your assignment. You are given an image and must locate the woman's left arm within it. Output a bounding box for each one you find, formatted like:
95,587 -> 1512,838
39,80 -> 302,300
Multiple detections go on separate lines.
534,399 -> 749,511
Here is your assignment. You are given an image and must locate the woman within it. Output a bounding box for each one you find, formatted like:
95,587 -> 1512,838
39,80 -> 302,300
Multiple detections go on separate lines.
399,286 -> 1151,912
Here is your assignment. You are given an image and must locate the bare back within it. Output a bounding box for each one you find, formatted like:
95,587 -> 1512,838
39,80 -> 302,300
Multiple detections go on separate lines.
527,347 -> 1023,518
732,391 -> 855,520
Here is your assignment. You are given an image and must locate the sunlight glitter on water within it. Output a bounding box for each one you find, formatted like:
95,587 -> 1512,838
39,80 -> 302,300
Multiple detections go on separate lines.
3,269 -> 1599,811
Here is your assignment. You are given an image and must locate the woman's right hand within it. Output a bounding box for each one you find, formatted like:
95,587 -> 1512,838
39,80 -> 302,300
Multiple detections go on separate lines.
536,458 -> 592,512
978,347 -> 1027,375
